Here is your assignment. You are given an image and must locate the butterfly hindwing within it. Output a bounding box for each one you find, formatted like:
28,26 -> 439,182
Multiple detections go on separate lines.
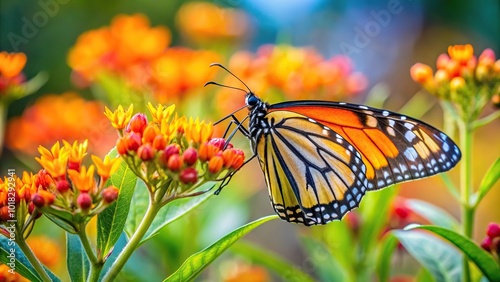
256,110 -> 369,225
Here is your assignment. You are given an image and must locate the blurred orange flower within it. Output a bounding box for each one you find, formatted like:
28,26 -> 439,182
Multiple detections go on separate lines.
0,51 -> 27,94
68,14 -> 171,84
214,45 -> 367,115
176,2 -> 249,44
222,262 -> 270,282
0,264 -> 29,282
149,47 -> 220,103
27,236 -> 61,268
6,92 -> 115,157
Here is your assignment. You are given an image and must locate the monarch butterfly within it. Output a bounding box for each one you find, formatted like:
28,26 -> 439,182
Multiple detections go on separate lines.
207,63 -> 461,226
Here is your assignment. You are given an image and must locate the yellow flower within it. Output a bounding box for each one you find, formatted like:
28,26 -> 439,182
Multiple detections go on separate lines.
147,102 -> 175,124
448,44 -> 474,64
68,165 -> 96,193
0,51 -> 27,78
104,104 -> 134,130
91,155 -> 122,179
63,140 -> 88,167
35,143 -> 70,179
184,117 -> 213,144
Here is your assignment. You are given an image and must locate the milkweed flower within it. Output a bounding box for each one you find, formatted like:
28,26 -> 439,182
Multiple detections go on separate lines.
31,140 -> 121,232
176,2 -> 250,44
480,222 -> 500,256
215,45 -> 367,114
411,44 -> 500,121
0,51 -> 27,95
108,102 -> 245,204
6,92 -> 116,157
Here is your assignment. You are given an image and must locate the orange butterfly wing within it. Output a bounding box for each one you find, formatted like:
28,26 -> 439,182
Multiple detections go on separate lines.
268,101 -> 461,191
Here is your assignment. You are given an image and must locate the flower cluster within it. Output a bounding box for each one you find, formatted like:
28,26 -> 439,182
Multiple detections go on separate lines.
6,92 -> 116,157
176,2 -> 249,44
0,172 -> 39,238
32,140 -> 121,232
68,14 -> 220,103
0,51 -> 27,95
215,45 -> 367,113
481,223 -> 500,257
411,44 -> 500,120
106,103 -> 245,203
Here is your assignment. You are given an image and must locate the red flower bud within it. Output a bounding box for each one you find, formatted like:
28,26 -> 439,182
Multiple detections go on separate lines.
126,132 -> 142,152
180,168 -> 198,184
68,161 -> 80,172
183,147 -> 198,166
231,149 -> 245,169
129,113 -> 148,134
102,186 -> 119,204
77,193 -> 93,210
208,156 -> 224,174
116,137 -> 128,155
486,223 -> 500,238
209,138 -> 233,150
160,144 -> 181,166
32,190 -> 55,208
199,142 -> 219,162
137,144 -> 155,161
142,124 -> 158,144
436,54 -> 450,70
35,169 -> 52,189
152,134 -> 167,151
167,154 -> 183,171
481,236 -> 492,252
56,179 -> 70,193
28,202 -> 42,219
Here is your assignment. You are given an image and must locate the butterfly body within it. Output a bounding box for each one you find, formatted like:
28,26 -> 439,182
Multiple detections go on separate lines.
244,92 -> 461,226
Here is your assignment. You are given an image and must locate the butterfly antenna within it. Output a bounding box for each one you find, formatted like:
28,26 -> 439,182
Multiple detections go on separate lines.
209,63 -> 252,93
204,81 -> 247,94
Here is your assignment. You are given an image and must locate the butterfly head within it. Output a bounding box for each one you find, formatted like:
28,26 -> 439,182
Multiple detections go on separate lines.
245,92 -> 261,109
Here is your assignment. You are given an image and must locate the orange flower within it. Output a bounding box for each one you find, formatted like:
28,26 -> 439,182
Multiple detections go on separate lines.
35,143 -> 69,179
68,14 -> 171,81
410,63 -> 433,84
176,2 -> 249,43
104,104 -> 134,130
68,165 -> 96,193
448,44 -> 474,64
0,51 -> 27,79
64,140 -> 88,170
6,92 -> 116,157
27,236 -> 61,268
0,264 -> 29,282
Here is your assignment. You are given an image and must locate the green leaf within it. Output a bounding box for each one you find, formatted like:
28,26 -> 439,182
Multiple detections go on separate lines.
393,229 -> 462,282
0,236 -> 60,282
416,267 -> 436,282
97,149 -> 138,259
405,199 -> 459,230
43,212 -> 78,234
411,225 -> 500,282
231,240 -> 315,282
376,233 -> 399,282
300,237 -> 347,282
474,157 -> 500,207
164,215 -> 278,281
66,234 -> 90,282
125,182 -> 215,244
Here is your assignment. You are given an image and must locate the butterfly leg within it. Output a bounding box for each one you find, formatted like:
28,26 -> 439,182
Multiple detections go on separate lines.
214,153 -> 257,195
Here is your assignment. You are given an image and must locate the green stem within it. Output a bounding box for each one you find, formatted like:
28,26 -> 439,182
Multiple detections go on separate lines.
459,120 -> 474,282
101,194 -> 161,281
77,226 -> 102,282
16,234 -> 52,282
472,110 -> 500,129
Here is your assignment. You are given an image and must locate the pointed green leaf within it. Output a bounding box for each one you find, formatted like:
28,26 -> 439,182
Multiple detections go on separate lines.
125,182 -> 215,244
164,215 -> 278,281
44,212 -> 78,234
97,149 -> 138,258
405,199 -> 459,230
66,234 -> 90,282
475,157 -> 500,206
410,225 -> 500,282
376,233 -> 399,282
231,240 -> 315,282
393,229 -> 462,281
0,236 -> 60,282
300,237 -> 346,282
